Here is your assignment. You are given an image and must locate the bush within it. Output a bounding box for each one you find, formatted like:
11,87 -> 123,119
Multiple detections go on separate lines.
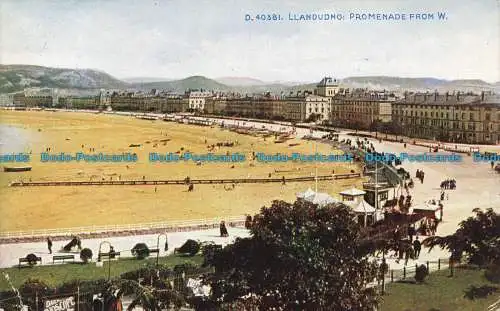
131,243 -> 150,259
25,253 -> 38,266
80,248 -> 93,263
485,264 -> 500,284
463,285 -> 499,300
415,264 -> 429,283
175,239 -> 200,256
19,279 -> 51,311
202,243 -> 222,267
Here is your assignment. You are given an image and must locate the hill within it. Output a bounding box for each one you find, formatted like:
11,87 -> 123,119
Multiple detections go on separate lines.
1,64 -> 497,94
135,76 -> 229,92
340,76 -> 497,92
0,64 -> 128,93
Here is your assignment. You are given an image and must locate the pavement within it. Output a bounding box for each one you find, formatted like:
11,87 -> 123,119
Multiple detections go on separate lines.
0,227 -> 250,268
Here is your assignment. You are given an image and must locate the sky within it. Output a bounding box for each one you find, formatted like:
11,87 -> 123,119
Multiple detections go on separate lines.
0,0 -> 499,82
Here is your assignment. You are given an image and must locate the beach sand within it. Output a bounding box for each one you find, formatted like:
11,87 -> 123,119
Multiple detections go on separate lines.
0,110 -> 364,232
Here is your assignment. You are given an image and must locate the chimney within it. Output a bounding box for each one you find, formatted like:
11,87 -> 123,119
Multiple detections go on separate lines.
434,92 -> 438,101
481,91 -> 485,101
456,91 -> 460,101
445,92 -> 449,101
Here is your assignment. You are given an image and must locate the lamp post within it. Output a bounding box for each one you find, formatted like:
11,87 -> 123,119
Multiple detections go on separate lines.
156,233 -> 167,267
98,241 -> 112,281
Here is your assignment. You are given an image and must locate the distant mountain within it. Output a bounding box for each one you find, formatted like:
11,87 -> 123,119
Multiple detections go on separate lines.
0,64 -> 128,93
215,77 -> 268,86
340,76 -> 497,92
134,76 -> 229,92
1,65 -> 497,95
122,77 -> 172,83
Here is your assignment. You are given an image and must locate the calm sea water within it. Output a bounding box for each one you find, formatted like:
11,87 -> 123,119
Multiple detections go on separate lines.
0,124 -> 36,153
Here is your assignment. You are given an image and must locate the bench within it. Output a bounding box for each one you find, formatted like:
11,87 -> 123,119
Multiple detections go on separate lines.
53,255 -> 75,264
98,251 -> 121,261
150,248 -> 159,254
18,256 -> 42,268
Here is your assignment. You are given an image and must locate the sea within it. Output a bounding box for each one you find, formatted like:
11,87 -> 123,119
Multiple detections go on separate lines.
0,124 -> 37,154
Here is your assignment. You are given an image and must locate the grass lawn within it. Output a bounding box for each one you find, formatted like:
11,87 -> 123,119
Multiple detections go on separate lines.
380,267 -> 500,311
0,254 -> 203,290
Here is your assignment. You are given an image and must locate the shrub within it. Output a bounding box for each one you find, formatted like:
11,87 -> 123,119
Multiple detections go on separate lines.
80,248 -> 93,263
175,239 -> 200,256
19,278 -> 51,311
485,264 -> 500,284
131,243 -> 150,259
463,285 -> 499,300
202,243 -> 223,267
25,253 -> 38,266
415,264 -> 429,283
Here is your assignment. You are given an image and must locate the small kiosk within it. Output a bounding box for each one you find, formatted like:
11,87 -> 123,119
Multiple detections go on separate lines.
340,187 -> 376,226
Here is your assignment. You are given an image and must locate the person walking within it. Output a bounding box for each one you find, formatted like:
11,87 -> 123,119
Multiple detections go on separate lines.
47,237 -> 53,254
413,237 -> 421,259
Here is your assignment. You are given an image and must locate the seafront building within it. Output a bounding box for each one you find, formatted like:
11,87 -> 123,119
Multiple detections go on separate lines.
6,76 -> 499,144
392,92 -> 500,144
330,90 -> 396,130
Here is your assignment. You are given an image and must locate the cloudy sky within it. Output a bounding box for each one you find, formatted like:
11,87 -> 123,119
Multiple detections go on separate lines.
1,0 -> 498,82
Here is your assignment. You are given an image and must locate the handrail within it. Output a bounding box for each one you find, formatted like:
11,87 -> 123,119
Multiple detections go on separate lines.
488,297 -> 500,311
0,215 -> 245,239
9,173 -> 361,187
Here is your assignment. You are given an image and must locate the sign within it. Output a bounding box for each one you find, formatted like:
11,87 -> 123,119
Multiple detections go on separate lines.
44,296 -> 75,311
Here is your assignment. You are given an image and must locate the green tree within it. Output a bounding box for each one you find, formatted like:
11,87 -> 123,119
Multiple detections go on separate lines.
423,208 -> 500,265
202,200 -> 379,310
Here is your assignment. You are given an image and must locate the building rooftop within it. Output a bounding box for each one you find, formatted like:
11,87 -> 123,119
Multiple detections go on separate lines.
339,187 -> 366,196
395,92 -> 500,106
317,77 -> 339,87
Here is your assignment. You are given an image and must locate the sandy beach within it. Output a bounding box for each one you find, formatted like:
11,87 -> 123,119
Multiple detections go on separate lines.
0,110 -> 364,232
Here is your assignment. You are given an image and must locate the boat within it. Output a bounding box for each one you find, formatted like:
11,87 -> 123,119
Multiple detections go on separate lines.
3,166 -> 32,172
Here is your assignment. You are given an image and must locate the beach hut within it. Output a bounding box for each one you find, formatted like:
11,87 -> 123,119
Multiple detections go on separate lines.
340,187 -> 376,226
296,189 -> 339,207
296,188 -> 316,199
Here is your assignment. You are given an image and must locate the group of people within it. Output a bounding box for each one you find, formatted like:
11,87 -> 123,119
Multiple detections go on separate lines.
415,169 -> 425,184
391,226 -> 422,265
440,179 -> 456,190
419,218 -> 439,236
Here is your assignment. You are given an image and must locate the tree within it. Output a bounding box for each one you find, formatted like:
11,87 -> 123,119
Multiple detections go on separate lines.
131,243 -> 150,260
423,208 -> 500,266
202,200 -> 379,310
19,278 -> 51,311
80,248 -> 93,263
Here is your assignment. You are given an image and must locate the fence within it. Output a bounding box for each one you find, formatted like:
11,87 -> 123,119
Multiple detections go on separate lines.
0,216 -> 245,242
9,173 -> 361,188
374,257 -> 454,295
488,297 -> 500,311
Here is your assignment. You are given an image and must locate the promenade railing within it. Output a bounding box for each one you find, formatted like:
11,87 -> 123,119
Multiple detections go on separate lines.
0,215 -> 245,240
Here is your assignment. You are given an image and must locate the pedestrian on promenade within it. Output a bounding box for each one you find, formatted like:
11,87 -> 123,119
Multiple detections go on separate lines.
405,246 -> 415,266
47,237 -> 53,254
413,237 -> 421,259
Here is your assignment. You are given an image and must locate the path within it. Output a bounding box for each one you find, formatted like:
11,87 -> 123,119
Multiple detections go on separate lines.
0,227 -> 250,268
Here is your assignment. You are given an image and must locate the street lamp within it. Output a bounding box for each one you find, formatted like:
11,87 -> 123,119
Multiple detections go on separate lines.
156,233 -> 167,267
98,241 -> 112,281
